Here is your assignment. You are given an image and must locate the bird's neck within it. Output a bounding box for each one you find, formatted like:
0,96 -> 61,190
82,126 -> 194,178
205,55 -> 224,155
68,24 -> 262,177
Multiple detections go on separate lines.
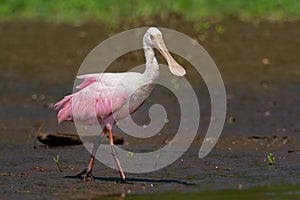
143,42 -> 159,82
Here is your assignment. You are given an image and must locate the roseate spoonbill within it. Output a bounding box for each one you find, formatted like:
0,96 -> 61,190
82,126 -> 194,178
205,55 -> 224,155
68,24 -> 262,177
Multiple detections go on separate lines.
54,27 -> 186,183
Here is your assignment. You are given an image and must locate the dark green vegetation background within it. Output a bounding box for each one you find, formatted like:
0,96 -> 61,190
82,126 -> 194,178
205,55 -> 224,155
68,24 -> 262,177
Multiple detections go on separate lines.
1,0 -> 300,24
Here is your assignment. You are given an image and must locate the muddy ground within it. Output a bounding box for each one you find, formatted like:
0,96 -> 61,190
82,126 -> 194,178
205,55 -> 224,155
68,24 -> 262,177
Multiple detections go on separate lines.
0,17 -> 299,199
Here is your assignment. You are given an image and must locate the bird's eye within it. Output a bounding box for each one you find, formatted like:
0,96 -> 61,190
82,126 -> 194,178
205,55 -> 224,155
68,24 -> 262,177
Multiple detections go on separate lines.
150,35 -> 154,40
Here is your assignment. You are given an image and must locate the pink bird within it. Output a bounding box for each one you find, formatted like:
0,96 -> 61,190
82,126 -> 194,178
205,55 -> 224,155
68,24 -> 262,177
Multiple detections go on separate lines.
54,27 -> 186,183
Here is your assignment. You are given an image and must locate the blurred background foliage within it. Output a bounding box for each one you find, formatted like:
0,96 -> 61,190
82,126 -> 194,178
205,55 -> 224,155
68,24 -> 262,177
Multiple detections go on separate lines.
0,0 -> 300,24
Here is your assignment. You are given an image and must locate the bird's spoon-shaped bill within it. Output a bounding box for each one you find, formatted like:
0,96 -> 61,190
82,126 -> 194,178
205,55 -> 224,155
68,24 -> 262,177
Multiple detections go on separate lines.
154,37 -> 186,77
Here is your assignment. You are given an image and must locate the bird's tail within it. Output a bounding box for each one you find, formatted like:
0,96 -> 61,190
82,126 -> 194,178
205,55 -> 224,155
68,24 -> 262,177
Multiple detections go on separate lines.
54,94 -> 73,123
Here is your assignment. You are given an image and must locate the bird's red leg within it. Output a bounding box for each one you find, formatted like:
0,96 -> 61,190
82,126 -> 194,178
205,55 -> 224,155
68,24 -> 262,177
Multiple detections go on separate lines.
108,129 -> 131,184
76,127 -> 107,181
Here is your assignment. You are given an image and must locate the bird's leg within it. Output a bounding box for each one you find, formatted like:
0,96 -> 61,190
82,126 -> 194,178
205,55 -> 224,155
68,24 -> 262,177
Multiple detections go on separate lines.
108,128 -> 131,184
77,128 -> 106,181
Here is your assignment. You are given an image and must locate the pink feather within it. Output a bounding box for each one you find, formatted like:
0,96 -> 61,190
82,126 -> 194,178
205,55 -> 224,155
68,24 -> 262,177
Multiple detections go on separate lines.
54,94 -> 73,123
76,78 -> 97,89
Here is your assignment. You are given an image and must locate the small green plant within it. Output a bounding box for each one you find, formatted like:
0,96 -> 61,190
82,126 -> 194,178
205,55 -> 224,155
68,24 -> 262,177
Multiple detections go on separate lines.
215,25 -> 225,35
127,151 -> 134,157
228,116 -> 236,124
268,153 -> 275,165
53,155 -> 62,172
194,21 -> 211,32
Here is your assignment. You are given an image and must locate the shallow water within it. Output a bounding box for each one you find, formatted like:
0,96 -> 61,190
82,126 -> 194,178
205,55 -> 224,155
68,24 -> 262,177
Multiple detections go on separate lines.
0,19 -> 300,199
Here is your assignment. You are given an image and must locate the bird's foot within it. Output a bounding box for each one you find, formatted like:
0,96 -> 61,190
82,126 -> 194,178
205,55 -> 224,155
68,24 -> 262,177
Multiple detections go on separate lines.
76,168 -> 95,181
121,179 -> 133,184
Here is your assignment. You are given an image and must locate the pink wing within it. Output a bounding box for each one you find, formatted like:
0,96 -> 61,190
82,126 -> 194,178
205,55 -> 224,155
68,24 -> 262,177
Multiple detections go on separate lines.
55,73 -> 129,125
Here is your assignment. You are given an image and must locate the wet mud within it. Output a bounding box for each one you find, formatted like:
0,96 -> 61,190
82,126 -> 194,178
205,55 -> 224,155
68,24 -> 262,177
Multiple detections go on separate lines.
0,18 -> 299,199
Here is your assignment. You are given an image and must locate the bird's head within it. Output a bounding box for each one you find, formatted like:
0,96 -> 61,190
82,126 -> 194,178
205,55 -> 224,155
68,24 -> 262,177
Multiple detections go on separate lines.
144,27 -> 186,77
